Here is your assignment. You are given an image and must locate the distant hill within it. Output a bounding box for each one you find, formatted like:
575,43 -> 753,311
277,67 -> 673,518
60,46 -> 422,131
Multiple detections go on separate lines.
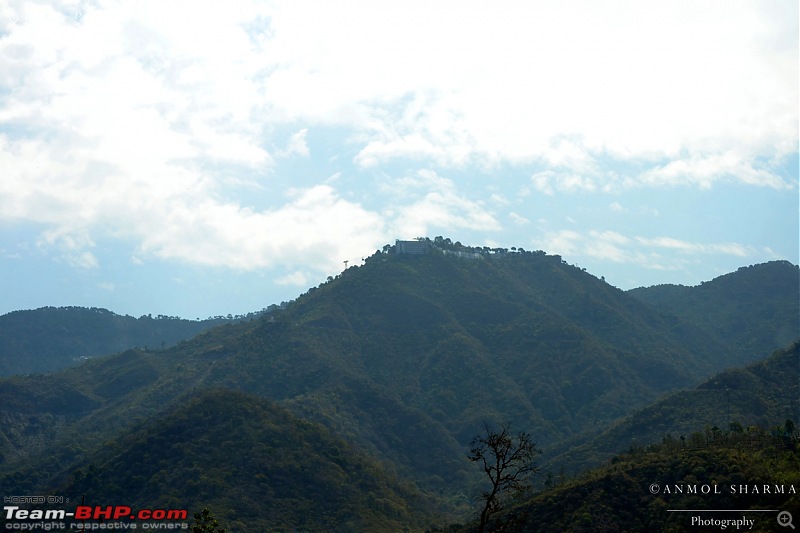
0,241 -> 797,529
0,306 -> 271,376
628,260 -> 799,366
542,340 -> 800,476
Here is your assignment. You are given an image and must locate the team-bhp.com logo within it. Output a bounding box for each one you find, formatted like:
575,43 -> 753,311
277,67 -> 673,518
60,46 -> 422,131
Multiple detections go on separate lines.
5,505 -> 189,529
74,506 -> 187,521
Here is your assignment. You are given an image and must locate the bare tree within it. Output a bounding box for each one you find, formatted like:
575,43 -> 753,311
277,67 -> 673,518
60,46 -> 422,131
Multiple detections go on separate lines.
468,421 -> 541,532
191,508 -> 226,533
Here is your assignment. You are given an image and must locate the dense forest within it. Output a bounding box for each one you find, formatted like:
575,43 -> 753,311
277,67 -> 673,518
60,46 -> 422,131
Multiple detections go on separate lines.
0,305 -> 283,376
628,261 -> 800,366
0,239 -> 797,531
60,389 -> 437,532
540,341 -> 800,476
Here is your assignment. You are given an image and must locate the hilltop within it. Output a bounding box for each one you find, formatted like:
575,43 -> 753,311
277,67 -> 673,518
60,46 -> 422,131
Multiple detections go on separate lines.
0,306 -> 277,376
0,239 -> 797,530
628,260 -> 799,366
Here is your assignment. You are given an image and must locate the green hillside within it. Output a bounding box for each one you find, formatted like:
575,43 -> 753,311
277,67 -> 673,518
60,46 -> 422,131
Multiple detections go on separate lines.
490,430 -> 800,532
48,389 -> 438,533
0,306 -> 269,376
0,241 -> 797,530
542,340 -> 800,476
628,261 -> 799,365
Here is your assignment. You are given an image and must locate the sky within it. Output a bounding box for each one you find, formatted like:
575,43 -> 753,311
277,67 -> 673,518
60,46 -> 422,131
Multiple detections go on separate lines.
1,0 -> 797,320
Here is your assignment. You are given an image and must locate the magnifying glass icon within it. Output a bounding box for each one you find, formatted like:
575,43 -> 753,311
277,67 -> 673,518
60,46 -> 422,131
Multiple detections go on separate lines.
778,511 -> 795,529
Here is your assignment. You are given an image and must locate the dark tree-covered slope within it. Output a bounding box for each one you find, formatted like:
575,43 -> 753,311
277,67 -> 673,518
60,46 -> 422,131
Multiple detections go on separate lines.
45,389 -> 439,533
628,260 -> 799,366
489,434 -> 800,533
542,340 -> 800,477
0,245 -> 797,529
0,306 -> 250,376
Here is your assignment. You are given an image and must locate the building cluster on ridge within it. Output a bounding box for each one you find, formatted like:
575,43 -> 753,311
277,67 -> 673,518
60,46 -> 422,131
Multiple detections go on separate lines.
393,238 -> 547,261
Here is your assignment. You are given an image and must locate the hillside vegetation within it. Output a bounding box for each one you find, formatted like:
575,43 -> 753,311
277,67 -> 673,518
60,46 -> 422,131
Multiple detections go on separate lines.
541,340 -> 800,476
497,427 -> 800,532
628,260 -> 799,366
0,240 -> 797,531
0,306 -> 272,376
56,389 -> 439,532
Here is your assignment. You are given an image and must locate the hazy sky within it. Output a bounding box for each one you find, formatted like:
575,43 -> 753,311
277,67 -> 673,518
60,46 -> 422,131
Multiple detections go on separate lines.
1,0 -> 797,319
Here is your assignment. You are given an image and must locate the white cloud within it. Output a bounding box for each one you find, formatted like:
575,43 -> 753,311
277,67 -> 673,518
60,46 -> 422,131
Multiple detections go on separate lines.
4,2 -> 797,177
138,185 -> 387,272
34,225 -> 99,269
489,193 -> 509,206
535,229 -> 583,258
0,0 -> 795,280
509,212 -> 530,225
299,1 -> 795,188
0,130 -> 387,270
535,229 -> 756,270
275,271 -> 309,287
531,171 -> 556,196
531,170 -> 600,195
386,170 -> 501,238
65,250 -> 99,270
531,150 -> 795,194
635,236 -> 753,257
279,129 -> 310,158
584,232 -> 636,264
636,152 -> 793,190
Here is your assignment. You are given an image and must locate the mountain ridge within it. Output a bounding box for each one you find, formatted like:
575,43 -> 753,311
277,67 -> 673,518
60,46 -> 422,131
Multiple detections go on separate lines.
540,339 -> 800,477
0,244 -> 797,531
628,260 -> 799,366
0,306 -> 275,377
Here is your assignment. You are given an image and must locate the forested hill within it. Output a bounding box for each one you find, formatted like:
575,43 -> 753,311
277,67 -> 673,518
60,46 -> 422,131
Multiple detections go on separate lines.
541,340 -> 800,476
0,243 -> 797,531
281,246 -> 725,431
0,306 -> 269,376
54,389 -> 440,533
628,260 -> 799,365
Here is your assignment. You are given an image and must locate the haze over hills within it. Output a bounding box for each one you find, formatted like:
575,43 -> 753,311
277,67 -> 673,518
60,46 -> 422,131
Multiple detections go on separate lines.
0,240 -> 797,531
490,341 -> 799,532
628,260 -> 800,367
541,340 -> 800,476
0,306 -> 277,377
